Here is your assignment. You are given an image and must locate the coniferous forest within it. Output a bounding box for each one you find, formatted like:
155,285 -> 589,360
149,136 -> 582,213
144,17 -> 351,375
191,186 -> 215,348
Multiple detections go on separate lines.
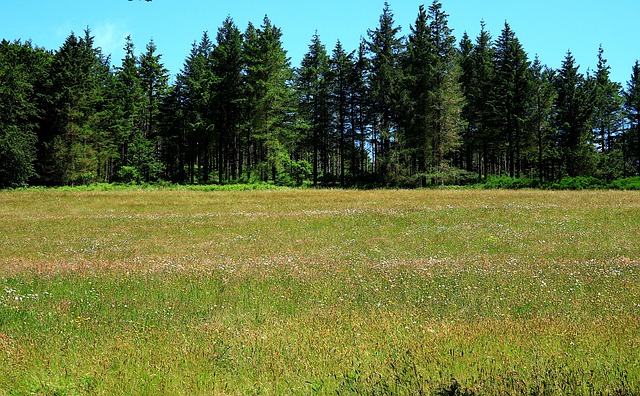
2,1 -> 640,188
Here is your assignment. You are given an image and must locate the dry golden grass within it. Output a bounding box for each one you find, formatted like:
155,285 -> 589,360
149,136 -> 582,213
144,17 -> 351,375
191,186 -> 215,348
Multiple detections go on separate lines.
0,189 -> 639,394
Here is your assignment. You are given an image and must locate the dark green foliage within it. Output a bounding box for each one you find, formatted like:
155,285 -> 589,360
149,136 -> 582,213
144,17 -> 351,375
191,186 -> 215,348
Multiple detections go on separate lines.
460,22 -> 495,179
609,176 -> 640,190
1,5 -> 640,189
625,61 -> 640,174
175,32 -> 215,184
212,17 -> 245,183
243,17 -> 295,183
296,32 -> 332,185
401,2 -> 463,187
483,175 -> 540,189
136,39 -> 169,182
367,2 -> 404,181
0,40 -> 49,187
529,57 -> 557,182
480,175 -> 640,190
0,126 -> 37,188
37,30 -> 113,185
552,51 -> 596,178
491,22 -> 533,178
549,176 -> 606,190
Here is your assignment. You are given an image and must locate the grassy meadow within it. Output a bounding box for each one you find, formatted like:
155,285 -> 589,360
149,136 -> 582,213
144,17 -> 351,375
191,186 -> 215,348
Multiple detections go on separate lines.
0,189 -> 639,395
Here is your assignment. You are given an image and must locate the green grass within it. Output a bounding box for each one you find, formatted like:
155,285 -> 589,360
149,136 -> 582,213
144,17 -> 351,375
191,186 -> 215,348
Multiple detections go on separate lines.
1,189 -> 639,394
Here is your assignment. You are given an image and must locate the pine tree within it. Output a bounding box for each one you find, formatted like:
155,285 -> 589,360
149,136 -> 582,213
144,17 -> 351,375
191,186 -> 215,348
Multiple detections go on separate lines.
112,35 -> 145,181
592,46 -> 625,178
458,31 -> 475,172
212,17 -> 245,182
243,16 -> 294,183
177,32 -> 215,183
367,2 -> 403,180
348,40 -> 372,179
39,29 -> 111,185
553,51 -> 596,177
297,32 -> 332,185
424,1 -> 463,181
492,22 -> 533,177
0,40 -> 51,187
136,39 -> 170,181
330,40 -> 356,186
158,75 -> 188,183
403,2 -> 463,185
529,56 -> 557,181
402,4 -> 433,177
625,61 -> 640,174
462,22 -> 495,178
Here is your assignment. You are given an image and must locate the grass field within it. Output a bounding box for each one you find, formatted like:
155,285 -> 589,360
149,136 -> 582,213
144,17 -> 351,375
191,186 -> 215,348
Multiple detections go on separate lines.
1,189 -> 639,395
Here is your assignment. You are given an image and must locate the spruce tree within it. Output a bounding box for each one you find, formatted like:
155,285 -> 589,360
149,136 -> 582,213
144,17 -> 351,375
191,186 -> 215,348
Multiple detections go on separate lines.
403,4 -> 433,177
330,40 -> 356,186
212,17 -> 245,182
243,16 -> 294,183
0,40 -> 51,187
553,51 -> 596,177
625,61 -> 640,173
492,22 -> 533,177
424,1 -> 463,181
463,22 -> 495,178
529,56 -> 557,181
349,40 -> 372,179
136,39 -> 170,181
297,32 -> 332,185
39,30 -> 111,185
403,2 -> 463,185
367,2 -> 403,180
177,32 -> 215,183
112,35 -> 145,181
458,32 -> 475,172
592,46 -> 625,178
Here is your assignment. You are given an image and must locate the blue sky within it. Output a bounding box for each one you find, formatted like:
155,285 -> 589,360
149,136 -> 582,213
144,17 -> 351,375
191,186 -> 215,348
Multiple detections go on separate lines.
1,0 -> 638,85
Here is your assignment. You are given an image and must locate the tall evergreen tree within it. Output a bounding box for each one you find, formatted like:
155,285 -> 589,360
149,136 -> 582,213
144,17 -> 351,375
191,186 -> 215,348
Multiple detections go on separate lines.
458,31 -> 475,172
0,40 -> 51,187
177,32 -> 215,183
625,60 -> 640,174
348,40 -> 372,179
111,35 -> 144,180
462,22 -> 495,178
367,2 -> 404,180
39,30 -> 111,185
136,39 -> 170,181
330,40 -> 356,186
403,2 -> 463,185
553,51 -> 596,177
402,4 -> 433,177
243,16 -> 294,182
592,46 -> 625,178
529,56 -> 557,181
297,32 -> 332,185
212,17 -> 245,182
424,1 -> 463,179
492,22 -> 533,177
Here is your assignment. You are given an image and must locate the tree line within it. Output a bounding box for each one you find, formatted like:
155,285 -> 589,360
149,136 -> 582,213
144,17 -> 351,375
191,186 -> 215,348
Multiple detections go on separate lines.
1,1 -> 640,188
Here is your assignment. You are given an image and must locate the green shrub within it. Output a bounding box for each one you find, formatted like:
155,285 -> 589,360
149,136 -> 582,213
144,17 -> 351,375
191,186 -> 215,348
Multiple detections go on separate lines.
116,166 -> 142,184
549,176 -> 606,190
608,176 -> 640,190
483,176 -> 539,189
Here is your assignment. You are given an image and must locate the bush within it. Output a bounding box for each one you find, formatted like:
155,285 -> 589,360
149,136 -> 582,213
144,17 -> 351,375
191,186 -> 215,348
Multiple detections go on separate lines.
608,176 -> 640,190
549,176 -> 606,190
482,176 -> 539,189
116,166 -> 142,184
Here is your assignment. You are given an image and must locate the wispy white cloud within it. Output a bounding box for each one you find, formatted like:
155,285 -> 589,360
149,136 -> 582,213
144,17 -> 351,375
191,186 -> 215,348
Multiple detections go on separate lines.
93,21 -> 131,61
